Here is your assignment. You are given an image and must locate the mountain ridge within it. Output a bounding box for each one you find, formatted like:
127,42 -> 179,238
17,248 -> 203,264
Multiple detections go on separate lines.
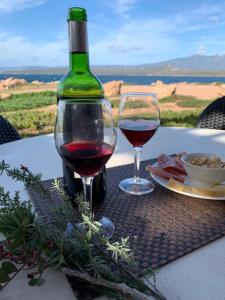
1,54 -> 225,75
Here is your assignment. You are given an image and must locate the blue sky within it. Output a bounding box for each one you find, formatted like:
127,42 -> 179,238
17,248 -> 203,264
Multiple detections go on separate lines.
0,0 -> 225,67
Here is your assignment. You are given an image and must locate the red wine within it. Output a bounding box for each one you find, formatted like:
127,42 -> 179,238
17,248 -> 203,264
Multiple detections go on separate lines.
119,121 -> 157,147
57,98 -> 107,206
60,141 -> 113,177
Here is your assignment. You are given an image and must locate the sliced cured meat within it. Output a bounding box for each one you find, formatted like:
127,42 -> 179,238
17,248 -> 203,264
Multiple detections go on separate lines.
146,165 -> 185,183
157,154 -> 187,175
174,152 -> 187,169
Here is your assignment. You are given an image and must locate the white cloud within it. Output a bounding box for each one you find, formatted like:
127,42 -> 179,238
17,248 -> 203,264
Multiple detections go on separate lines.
208,15 -> 219,23
174,4 -> 225,32
0,0 -> 45,12
1,3 -> 225,66
91,3 -> 225,64
196,46 -> 207,55
110,0 -> 137,18
0,31 -> 67,67
90,18 -> 178,64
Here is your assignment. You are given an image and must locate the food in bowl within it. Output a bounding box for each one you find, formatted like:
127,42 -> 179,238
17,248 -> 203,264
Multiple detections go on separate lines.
181,153 -> 225,187
188,156 -> 225,169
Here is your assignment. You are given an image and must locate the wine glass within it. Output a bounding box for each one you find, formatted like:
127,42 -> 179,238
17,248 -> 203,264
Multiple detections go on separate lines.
54,99 -> 117,237
118,93 -> 160,195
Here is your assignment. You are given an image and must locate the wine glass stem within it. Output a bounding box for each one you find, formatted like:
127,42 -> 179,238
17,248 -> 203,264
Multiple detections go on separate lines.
81,176 -> 94,219
133,146 -> 142,183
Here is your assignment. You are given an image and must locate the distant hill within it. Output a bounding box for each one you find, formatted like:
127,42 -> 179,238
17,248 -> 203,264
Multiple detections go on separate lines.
141,54 -> 225,72
1,55 -> 225,75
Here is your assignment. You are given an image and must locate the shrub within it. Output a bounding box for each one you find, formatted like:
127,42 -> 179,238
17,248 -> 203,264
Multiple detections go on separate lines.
0,91 -> 56,112
3,111 -> 56,137
176,99 -> 212,108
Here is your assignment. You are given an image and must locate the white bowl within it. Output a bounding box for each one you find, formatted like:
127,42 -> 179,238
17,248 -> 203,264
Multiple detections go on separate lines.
181,153 -> 225,187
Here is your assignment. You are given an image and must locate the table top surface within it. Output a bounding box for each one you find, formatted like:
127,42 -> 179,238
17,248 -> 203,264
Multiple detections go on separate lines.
1,126 -> 225,300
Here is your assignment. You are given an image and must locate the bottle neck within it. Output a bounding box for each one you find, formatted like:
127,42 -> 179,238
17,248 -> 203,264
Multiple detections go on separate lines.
69,51 -> 90,72
68,20 -> 90,71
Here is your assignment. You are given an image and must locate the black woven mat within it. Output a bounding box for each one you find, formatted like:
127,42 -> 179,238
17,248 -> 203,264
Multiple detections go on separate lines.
28,159 -> 225,276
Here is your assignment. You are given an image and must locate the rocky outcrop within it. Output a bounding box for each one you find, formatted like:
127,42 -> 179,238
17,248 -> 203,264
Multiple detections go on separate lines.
0,77 -> 225,100
31,80 -> 44,85
121,84 -> 152,94
175,83 -> 224,99
121,81 -> 176,99
151,81 -> 177,99
0,77 -> 27,90
46,81 -> 59,85
104,80 -> 124,97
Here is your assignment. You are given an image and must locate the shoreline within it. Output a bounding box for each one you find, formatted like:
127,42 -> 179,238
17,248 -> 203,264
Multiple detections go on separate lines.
1,77 -> 225,100
2,73 -> 225,78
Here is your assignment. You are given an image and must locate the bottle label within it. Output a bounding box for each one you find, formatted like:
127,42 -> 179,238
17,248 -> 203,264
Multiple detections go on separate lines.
69,21 -> 88,52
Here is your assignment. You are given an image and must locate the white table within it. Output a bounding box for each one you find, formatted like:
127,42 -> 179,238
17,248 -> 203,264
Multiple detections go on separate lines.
1,126 -> 225,300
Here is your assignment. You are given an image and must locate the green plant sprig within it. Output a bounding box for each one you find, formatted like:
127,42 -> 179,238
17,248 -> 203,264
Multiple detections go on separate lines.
0,161 -> 166,300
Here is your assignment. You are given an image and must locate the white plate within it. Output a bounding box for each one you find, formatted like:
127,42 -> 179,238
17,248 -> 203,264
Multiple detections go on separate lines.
150,163 -> 225,201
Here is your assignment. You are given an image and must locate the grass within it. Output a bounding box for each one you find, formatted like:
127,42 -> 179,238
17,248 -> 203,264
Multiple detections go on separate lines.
160,110 -> 200,127
0,91 -> 56,112
159,96 -> 176,103
159,94 -> 213,108
0,91 -> 207,137
3,107 -> 201,138
176,99 -> 212,108
113,109 -> 200,128
109,99 -> 148,109
110,99 -> 119,108
3,111 -> 56,137
160,94 -> 209,103
126,100 -> 148,109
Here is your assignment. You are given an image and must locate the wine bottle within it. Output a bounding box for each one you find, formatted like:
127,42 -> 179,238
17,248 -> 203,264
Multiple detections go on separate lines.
57,7 -> 106,206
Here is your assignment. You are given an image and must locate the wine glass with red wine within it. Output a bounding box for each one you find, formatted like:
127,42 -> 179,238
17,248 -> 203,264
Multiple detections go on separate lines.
118,93 -> 160,195
54,99 -> 117,237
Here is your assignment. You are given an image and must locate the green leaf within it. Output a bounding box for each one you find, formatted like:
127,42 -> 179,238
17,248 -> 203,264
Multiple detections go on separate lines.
28,277 -> 45,287
35,278 -> 45,286
143,267 -> 154,278
22,217 -> 30,226
86,230 -> 92,241
0,268 -> 10,283
28,278 -> 37,286
11,233 -> 23,248
59,254 -> 65,265
2,261 -> 17,274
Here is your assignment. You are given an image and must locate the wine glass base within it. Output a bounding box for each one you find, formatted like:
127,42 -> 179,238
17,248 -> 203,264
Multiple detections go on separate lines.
99,216 -> 115,239
119,178 -> 155,195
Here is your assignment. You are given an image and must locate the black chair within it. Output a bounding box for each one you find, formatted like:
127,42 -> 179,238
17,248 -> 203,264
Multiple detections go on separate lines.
196,96 -> 225,130
0,116 -> 21,145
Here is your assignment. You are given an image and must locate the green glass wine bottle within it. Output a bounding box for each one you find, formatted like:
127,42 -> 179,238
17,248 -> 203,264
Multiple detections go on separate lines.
57,7 -> 106,206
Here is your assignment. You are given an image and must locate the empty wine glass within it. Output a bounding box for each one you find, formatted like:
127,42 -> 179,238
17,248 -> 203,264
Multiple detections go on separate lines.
118,93 -> 160,195
54,99 -> 117,237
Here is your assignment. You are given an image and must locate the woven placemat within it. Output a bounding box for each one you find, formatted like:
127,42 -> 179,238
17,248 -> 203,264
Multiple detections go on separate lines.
28,159 -> 225,276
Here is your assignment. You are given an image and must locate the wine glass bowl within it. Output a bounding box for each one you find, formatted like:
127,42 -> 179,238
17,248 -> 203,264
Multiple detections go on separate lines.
54,99 -> 117,237
118,93 -> 160,195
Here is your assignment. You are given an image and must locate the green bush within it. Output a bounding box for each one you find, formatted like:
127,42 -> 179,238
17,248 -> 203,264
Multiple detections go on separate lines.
176,99 -> 212,108
0,90 -> 204,137
109,99 -> 149,109
126,100 -> 149,109
114,110 -> 200,128
160,110 -> 200,127
110,99 -> 120,108
3,111 -> 56,135
0,91 -> 56,112
159,96 -> 176,103
159,95 -> 212,106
